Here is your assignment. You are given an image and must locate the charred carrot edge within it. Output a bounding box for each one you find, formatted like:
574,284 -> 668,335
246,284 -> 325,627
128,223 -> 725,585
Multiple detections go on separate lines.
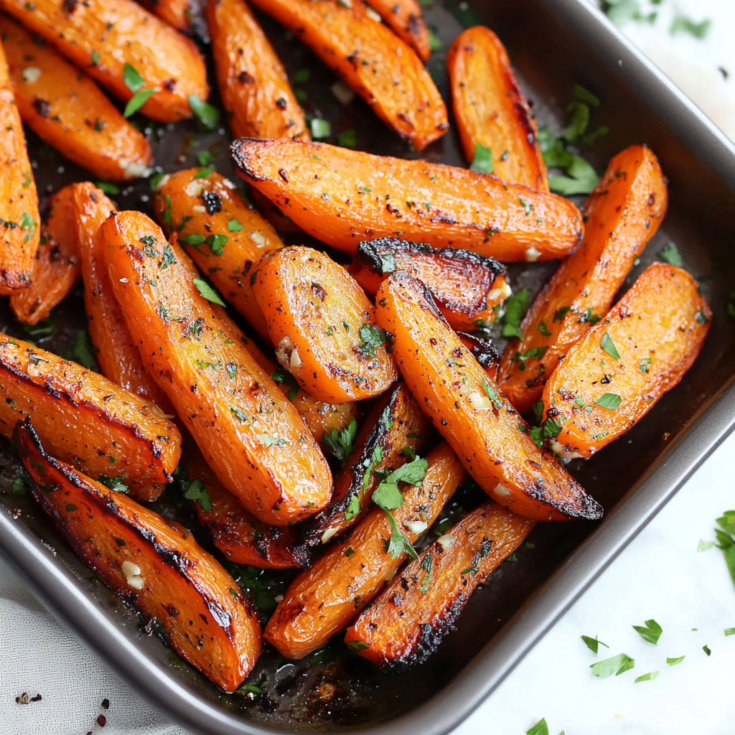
350,238 -> 510,331
10,185 -> 80,325
206,0 -> 309,141
375,271 -> 602,521
363,0 -> 431,61
231,138 -> 584,261
0,39 -> 39,294
102,211 -> 332,525
543,263 -> 711,458
0,0 -> 209,122
251,246 -> 398,403
346,501 -> 535,665
265,442 -> 465,659
498,145 -> 669,414
0,15 -> 153,181
138,0 -> 203,35
458,332 -> 500,382
15,418 -> 261,691
246,0 -> 447,150
447,26 -> 548,190
300,381 -> 434,547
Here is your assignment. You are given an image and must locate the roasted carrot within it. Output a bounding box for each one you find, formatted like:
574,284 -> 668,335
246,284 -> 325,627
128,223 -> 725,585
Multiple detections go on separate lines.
447,26 -> 548,191
543,263 -> 710,458
0,0 -> 209,122
183,444 -> 309,569
0,333 -> 181,495
246,0 -> 447,150
232,138 -> 583,261
153,168 -> 283,340
0,38 -> 39,294
350,238 -> 510,331
102,211 -> 332,525
458,331 -> 500,382
301,381 -> 434,546
138,0 -> 202,34
345,501 -> 535,665
498,146 -> 668,414
375,272 -> 602,521
363,0 -> 430,62
0,15 -> 153,181
206,0 -> 309,141
265,441 -> 465,659
251,246 -> 398,403
10,186 -> 80,325
16,418 -> 261,691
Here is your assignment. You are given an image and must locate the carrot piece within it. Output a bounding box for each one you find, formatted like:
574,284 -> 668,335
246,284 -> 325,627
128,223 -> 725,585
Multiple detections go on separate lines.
10,186 -> 80,325
447,26 -> 548,191
363,0 -> 430,61
232,138 -> 583,261
206,0 -> 309,141
375,272 -> 602,521
246,0 -> 447,150
458,331 -> 500,382
138,0 -> 203,34
101,211 -> 332,525
301,381 -> 434,547
182,444 -> 309,569
346,501 -> 534,664
543,263 -> 710,458
498,146 -> 669,414
0,0 -> 209,122
153,168 -> 283,340
265,441 -> 465,659
0,15 -> 153,181
350,238 -> 510,331
0,39 -> 39,294
251,246 -> 398,403
0,333 -> 181,494
15,418 -> 261,691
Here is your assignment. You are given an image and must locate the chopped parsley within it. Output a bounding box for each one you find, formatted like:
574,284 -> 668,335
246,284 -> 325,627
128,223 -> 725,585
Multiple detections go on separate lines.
189,95 -> 220,130
581,635 -> 609,655
194,278 -> 226,306
183,478 -> 212,512
66,330 -> 96,369
501,288 -> 528,340
270,368 -> 300,401
98,475 -> 129,493
595,392 -> 621,411
95,181 -> 120,196
639,357 -> 652,373
632,618 -> 662,645
11,476 -> 28,496
590,653 -> 635,678
537,320 -> 551,337
634,671 -> 659,683
713,510 -> 735,588
670,14 -> 711,39
657,242 -> 683,267
667,656 -> 686,666
526,720 -> 549,735
600,332 -> 620,360
258,434 -> 288,447
308,118 -> 331,139
228,218 -> 244,232
512,346 -> 548,371
197,150 -> 215,167
553,306 -> 572,323
22,317 -> 54,339
323,419 -> 358,463
703,645 -> 711,656
470,143 -> 493,175
357,323 -> 386,358
337,128 -> 357,149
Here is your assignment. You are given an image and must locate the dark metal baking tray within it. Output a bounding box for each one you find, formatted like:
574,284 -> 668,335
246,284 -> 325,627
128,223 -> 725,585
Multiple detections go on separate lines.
1,0 -> 735,733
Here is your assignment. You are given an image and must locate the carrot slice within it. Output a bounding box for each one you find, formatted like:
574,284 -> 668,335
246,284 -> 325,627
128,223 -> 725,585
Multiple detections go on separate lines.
232,138 -> 583,261
363,0 -> 430,61
498,146 -> 668,414
0,38 -> 39,294
0,0 -> 209,122
264,441 -> 465,659
246,0 -> 447,150
447,26 -> 548,190
10,185 -> 80,325
101,211 -> 332,525
375,272 -> 602,521
16,418 -> 261,692
138,0 -> 203,34
206,0 -> 309,141
251,246 -> 398,403
350,238 -> 510,331
345,501 -> 535,664
0,15 -> 153,181
543,263 -> 710,458
301,381 -> 434,547
458,331 -> 500,382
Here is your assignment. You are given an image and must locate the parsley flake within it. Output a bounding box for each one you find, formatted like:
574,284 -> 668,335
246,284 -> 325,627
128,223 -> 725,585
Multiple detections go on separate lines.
502,288 -> 528,340
600,332 -> 620,360
590,653 -> 635,678
189,95 -> 220,130
183,478 -> 212,512
323,419 -> 358,463
581,635 -> 609,655
657,242 -> 683,267
470,143 -> 493,175
595,392 -> 621,411
357,323 -> 386,358
632,619 -> 662,645
194,278 -> 226,306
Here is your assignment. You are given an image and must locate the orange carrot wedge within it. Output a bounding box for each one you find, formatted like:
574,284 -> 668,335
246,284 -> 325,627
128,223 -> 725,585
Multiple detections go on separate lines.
363,0 -> 430,61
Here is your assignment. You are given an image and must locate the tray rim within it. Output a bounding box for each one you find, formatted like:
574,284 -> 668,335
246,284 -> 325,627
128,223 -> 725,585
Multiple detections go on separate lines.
2,1 -> 735,734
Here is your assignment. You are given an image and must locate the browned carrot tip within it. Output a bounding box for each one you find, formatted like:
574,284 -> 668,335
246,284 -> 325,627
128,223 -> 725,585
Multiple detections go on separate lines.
363,0 -> 431,62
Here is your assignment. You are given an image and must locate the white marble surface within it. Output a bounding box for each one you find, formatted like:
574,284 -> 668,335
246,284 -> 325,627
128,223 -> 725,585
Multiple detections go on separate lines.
1,1 -> 734,734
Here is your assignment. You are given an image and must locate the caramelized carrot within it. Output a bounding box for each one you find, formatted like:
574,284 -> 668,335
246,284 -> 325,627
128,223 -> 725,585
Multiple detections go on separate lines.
458,331 -> 500,382
0,0 -> 209,122
0,38 -> 39,294
206,0 -> 309,141
265,442 -> 465,659
543,263 -> 710,458
346,501 -> 535,664
246,0 -> 447,150
447,26 -> 547,190
363,0 -> 430,61
138,0 -> 202,34
0,15 -> 153,180
101,211 -> 332,524
10,186 -> 80,325
232,138 -> 583,260
251,246 -> 398,403
375,272 -> 602,521
498,146 -> 668,414
16,418 -> 261,691
350,238 -> 510,331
